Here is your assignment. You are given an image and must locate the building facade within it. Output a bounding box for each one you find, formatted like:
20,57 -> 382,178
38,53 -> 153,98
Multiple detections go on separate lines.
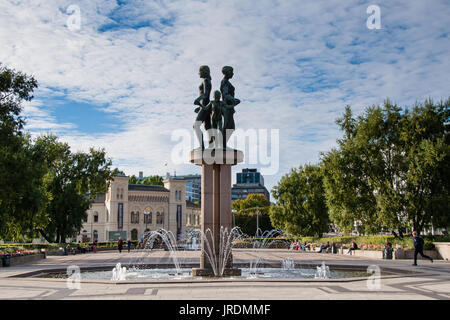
79,175 -> 201,242
167,173 -> 201,204
231,168 -> 270,202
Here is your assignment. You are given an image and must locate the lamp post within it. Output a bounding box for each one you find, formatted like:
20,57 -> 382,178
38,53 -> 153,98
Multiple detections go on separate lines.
232,209 -> 236,228
144,208 -> 150,236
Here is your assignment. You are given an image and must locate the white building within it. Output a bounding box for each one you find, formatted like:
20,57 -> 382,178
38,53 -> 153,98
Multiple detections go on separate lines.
79,174 -> 200,242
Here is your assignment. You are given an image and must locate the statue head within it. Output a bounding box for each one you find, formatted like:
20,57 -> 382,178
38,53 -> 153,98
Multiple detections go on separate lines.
213,90 -> 221,100
222,66 -> 234,79
199,65 -> 211,79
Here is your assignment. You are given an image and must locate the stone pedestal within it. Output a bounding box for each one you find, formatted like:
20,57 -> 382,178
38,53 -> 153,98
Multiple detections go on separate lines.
190,148 -> 243,277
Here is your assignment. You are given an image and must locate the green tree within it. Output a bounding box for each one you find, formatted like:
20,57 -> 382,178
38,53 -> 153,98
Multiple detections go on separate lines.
140,175 -> 163,186
322,99 -> 450,236
35,135 -> 116,243
0,64 -> 49,241
129,175 -> 138,184
232,194 -> 272,235
270,164 -> 330,237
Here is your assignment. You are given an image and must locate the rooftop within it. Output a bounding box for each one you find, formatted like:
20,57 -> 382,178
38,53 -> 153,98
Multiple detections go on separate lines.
128,184 -> 169,192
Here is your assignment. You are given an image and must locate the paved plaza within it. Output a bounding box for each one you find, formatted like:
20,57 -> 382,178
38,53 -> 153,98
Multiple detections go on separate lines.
0,249 -> 449,300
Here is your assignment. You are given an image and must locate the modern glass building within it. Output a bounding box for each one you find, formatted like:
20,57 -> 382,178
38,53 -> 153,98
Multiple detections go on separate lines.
232,168 -> 270,202
166,173 -> 201,204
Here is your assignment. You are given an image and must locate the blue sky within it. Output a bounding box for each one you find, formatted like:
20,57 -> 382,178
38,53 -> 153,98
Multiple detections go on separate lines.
1,0 -> 449,194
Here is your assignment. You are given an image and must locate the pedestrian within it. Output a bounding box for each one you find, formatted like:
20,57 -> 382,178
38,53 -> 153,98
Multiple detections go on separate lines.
318,241 -> 330,253
93,239 -> 97,253
127,239 -> 131,253
347,241 -> 358,255
331,242 -> 337,254
412,231 -> 433,266
384,239 -> 392,259
118,237 -> 123,253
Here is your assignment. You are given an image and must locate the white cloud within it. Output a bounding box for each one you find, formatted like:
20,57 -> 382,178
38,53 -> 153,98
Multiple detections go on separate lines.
1,0 -> 449,193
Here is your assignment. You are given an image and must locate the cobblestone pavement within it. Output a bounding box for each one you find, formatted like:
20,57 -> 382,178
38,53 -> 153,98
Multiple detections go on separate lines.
0,249 -> 449,300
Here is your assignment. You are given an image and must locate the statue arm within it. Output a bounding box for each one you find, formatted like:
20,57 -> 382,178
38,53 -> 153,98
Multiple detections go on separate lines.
203,101 -> 212,111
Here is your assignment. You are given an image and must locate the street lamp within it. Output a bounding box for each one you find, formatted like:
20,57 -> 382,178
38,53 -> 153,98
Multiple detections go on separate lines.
232,209 -> 236,228
144,207 -> 151,236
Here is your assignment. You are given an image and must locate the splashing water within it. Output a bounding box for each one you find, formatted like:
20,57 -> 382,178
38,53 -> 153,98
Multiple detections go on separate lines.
201,226 -> 247,277
130,229 -> 182,275
282,257 -> 295,270
248,229 -> 285,275
111,263 -> 127,281
315,261 -> 331,279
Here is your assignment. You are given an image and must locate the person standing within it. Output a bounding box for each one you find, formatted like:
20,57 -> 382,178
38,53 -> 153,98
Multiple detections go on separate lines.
384,239 -> 392,259
412,231 -> 433,266
93,239 -> 97,253
118,237 -> 123,253
127,239 -> 132,253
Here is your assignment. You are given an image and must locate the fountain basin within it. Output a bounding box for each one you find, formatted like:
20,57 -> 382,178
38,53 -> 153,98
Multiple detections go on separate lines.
18,263 -> 399,282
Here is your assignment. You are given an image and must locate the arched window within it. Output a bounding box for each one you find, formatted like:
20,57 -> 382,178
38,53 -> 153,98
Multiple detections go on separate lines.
144,212 -> 152,224
93,230 -> 98,241
157,211 -> 165,225
131,229 -> 138,241
131,211 -> 140,224
93,212 -> 99,223
156,212 -> 161,224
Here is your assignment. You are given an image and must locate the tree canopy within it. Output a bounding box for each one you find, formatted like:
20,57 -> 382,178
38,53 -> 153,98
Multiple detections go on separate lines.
270,164 -> 330,237
322,99 -> 450,236
129,175 -> 163,186
0,64 -> 116,242
232,193 -> 272,236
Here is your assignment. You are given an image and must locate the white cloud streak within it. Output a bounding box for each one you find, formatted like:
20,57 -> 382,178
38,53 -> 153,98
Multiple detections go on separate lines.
1,0 -> 449,193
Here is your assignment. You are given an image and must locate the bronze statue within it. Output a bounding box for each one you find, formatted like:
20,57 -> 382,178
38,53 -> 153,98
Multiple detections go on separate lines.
220,66 -> 240,148
193,65 -> 212,149
193,65 -> 240,149
203,90 -> 225,148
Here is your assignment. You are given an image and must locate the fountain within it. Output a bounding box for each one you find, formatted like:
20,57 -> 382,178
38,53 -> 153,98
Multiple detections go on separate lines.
248,229 -> 285,275
186,228 -> 202,250
111,263 -> 127,281
282,257 -> 295,270
189,148 -> 244,277
315,261 -> 331,279
129,229 -> 182,275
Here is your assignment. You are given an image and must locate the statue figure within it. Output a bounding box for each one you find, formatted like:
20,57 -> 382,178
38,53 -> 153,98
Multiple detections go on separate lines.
203,90 -> 225,148
220,66 -> 240,148
193,65 -> 212,149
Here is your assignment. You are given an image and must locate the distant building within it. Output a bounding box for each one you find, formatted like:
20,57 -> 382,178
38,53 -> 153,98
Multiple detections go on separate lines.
231,168 -> 270,202
167,173 -> 201,204
79,174 -> 200,242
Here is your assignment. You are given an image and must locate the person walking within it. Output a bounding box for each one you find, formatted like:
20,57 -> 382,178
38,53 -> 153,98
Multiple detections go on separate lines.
118,237 -> 123,253
93,239 -> 97,253
127,239 -> 132,253
412,231 -> 433,266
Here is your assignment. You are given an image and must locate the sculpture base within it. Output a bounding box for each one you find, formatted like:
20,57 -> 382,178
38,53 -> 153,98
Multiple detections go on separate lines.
190,148 -> 244,166
192,268 -> 242,277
